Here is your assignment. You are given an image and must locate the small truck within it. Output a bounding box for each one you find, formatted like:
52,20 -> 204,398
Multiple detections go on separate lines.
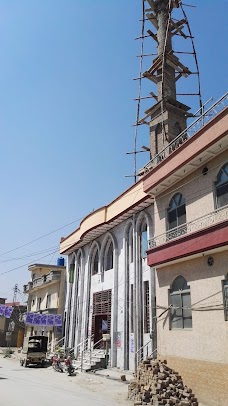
20,335 -> 48,367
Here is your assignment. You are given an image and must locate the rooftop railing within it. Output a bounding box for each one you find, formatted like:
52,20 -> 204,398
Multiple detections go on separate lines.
142,92 -> 228,175
23,270 -> 61,293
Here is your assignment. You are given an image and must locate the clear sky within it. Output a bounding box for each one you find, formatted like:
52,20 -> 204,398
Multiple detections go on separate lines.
0,0 -> 227,303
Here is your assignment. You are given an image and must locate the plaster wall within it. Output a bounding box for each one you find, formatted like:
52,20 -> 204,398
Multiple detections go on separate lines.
154,151 -> 228,236
66,206 -> 154,370
29,283 -> 60,312
156,250 -> 228,364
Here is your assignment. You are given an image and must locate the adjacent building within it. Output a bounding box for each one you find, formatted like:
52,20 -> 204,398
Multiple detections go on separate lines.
23,261 -> 66,348
0,299 -> 26,348
144,99 -> 228,406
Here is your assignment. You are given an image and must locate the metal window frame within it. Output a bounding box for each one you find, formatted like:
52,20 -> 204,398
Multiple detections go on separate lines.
222,279 -> 228,321
169,287 -> 192,330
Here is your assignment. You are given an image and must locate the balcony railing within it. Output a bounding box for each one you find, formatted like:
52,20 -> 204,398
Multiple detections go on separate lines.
23,281 -> 33,293
142,92 -> 228,175
149,204 -> 228,249
23,270 -> 61,293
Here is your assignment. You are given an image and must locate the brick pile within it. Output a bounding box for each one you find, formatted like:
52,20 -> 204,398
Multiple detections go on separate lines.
128,358 -> 198,406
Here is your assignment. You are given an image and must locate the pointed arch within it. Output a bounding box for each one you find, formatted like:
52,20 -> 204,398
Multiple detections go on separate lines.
215,162 -> 228,209
136,211 -> 152,259
100,232 -> 118,272
167,192 -> 186,231
89,241 -> 100,276
169,275 -> 192,329
124,220 -> 134,264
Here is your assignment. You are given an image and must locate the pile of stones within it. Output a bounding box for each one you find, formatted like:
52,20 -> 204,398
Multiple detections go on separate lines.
128,358 -> 198,406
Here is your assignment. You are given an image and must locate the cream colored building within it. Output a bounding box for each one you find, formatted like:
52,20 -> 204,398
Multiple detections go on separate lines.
145,104 -> 228,406
23,262 -> 66,348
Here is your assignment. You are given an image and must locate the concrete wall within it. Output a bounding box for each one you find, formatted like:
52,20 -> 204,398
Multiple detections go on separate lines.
158,355 -> 228,406
156,251 -> 228,364
25,266 -> 66,344
154,150 -> 228,236
65,206 -> 155,371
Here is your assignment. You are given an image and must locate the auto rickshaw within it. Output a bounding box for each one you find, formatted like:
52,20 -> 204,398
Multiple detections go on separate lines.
20,335 -> 48,367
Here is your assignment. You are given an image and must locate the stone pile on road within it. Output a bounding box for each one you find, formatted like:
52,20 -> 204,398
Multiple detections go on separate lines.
128,358 -> 198,406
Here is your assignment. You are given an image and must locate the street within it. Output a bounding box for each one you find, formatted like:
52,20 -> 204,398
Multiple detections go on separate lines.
0,356 -> 130,406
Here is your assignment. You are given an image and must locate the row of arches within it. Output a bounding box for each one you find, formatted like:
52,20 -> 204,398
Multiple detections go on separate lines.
65,211 -> 153,366
90,237 -> 114,276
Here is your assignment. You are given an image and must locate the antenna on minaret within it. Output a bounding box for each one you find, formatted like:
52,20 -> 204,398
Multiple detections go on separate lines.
127,0 -> 202,181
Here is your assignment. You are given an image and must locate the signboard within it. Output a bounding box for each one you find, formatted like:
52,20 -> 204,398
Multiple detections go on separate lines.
0,305 -> 13,318
25,312 -> 62,326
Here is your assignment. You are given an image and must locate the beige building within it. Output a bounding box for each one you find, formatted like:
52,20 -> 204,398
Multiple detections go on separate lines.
145,104 -> 228,406
23,262 -> 66,348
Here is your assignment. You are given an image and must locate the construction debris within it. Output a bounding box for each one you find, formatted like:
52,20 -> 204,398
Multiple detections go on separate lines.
128,358 -> 198,406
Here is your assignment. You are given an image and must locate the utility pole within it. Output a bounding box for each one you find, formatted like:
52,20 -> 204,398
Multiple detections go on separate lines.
13,284 -> 18,304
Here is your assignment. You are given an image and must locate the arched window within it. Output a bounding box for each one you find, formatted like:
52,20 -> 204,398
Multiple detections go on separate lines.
170,275 -> 192,329
223,277 -> 228,321
141,222 -> 148,259
104,240 -> 113,271
92,249 -> 99,275
128,227 -> 133,263
69,260 -> 75,284
215,163 -> 228,209
167,193 -> 186,231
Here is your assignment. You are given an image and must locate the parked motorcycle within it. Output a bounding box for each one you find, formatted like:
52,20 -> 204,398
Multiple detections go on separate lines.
52,354 -> 64,373
64,355 -> 75,376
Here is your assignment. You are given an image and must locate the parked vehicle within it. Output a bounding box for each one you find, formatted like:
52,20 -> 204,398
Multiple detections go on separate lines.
64,355 -> 75,376
20,335 -> 48,367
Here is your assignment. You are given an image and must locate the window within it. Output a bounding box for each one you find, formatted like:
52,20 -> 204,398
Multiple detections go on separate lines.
144,281 -> 150,333
69,263 -> 75,284
167,193 -> 186,240
46,294 -> 51,309
170,275 -> 192,329
37,297 -> 42,311
130,284 -> 134,333
128,227 -> 133,263
92,249 -> 99,275
223,279 -> 228,321
215,163 -> 228,209
141,223 -> 148,258
104,241 -> 113,271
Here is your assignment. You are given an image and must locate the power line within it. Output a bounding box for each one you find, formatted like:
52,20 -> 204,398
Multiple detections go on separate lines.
0,159 -> 226,278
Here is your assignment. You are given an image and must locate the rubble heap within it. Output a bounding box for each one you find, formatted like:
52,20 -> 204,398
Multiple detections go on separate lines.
128,358 -> 198,406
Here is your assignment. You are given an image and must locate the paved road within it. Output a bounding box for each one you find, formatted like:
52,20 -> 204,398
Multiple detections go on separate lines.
0,356 -> 129,406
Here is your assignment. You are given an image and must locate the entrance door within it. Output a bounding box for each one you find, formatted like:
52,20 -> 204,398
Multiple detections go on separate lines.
92,289 -> 112,347
94,314 -> 108,346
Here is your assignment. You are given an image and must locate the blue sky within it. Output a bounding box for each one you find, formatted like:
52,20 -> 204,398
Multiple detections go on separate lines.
0,0 -> 227,302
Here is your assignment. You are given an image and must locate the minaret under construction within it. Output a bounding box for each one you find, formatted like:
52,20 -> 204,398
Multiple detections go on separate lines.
138,0 -> 194,162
